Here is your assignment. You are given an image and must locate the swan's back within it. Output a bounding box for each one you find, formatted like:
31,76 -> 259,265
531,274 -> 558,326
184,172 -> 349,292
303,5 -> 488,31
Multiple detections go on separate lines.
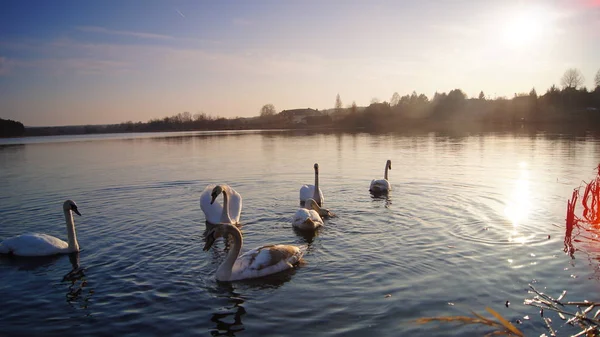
229,244 -> 306,281
299,185 -> 324,205
292,208 -> 323,230
370,179 -> 391,192
0,233 -> 69,256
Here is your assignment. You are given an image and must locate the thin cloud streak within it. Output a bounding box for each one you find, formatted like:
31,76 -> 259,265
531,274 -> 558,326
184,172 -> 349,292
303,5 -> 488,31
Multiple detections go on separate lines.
76,26 -> 176,40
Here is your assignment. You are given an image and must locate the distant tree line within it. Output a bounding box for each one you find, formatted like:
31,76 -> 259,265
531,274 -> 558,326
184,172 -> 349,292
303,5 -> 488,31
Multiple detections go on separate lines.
335,68 -> 600,132
0,118 -> 25,137
13,67 -> 600,137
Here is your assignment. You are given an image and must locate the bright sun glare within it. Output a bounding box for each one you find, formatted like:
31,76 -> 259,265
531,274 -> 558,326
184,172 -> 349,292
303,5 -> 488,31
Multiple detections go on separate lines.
501,7 -> 546,48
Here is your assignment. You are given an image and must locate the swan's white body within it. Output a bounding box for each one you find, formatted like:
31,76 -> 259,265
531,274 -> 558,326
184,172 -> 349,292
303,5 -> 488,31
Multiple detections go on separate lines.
300,163 -> 324,206
204,223 -> 305,282
292,198 -> 333,230
370,160 -> 392,193
0,200 -> 82,257
200,184 -> 242,225
293,209 -> 323,231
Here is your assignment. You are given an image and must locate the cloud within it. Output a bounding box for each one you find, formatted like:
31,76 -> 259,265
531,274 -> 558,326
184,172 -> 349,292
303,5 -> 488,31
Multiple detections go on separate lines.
76,26 -> 176,40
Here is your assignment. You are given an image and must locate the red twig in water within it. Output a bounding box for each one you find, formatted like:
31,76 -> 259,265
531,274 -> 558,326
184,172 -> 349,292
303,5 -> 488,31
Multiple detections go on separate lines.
565,164 -> 600,256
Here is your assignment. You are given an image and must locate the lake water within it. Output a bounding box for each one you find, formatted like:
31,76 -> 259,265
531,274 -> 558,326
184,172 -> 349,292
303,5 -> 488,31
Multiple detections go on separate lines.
1,129 -> 599,336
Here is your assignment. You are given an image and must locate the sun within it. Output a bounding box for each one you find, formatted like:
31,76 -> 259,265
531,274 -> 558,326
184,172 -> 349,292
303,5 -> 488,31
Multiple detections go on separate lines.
500,7 -> 547,48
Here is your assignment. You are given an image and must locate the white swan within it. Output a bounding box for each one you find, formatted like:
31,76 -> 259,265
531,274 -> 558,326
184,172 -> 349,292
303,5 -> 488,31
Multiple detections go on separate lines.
299,163 -> 324,206
0,200 -> 82,256
200,184 -> 242,225
292,198 -> 334,231
203,222 -> 306,282
370,159 -> 392,193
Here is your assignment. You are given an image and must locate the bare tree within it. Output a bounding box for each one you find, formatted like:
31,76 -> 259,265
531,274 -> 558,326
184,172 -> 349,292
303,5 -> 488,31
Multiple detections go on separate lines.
335,94 -> 343,111
595,69 -> 600,88
561,68 -> 585,89
478,91 -> 485,100
260,104 -> 276,117
390,92 -> 401,106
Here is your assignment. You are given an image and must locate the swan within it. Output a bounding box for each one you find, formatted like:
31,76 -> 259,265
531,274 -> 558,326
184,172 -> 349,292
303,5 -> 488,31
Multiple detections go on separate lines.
299,163 -> 324,206
200,184 -> 242,225
292,198 -> 335,231
370,159 -> 392,193
0,200 -> 82,256
204,222 -> 306,282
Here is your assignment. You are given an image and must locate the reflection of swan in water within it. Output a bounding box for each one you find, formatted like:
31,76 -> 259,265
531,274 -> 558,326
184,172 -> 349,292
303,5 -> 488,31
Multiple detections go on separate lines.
208,269 -> 296,336
203,222 -> 306,282
62,252 -> 93,311
300,163 -> 324,207
200,185 -> 242,225
210,283 -> 246,336
370,159 -> 392,194
0,200 -> 82,256
292,198 -> 335,231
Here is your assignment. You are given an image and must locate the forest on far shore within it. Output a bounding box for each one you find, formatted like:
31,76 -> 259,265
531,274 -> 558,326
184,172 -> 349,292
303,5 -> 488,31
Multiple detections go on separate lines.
2,68 -> 600,138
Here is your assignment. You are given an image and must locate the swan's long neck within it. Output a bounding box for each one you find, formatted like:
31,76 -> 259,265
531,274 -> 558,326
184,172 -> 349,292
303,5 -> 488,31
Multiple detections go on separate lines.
313,169 -> 320,204
64,209 -> 79,252
220,189 -> 232,223
384,163 -> 389,180
217,225 -> 242,280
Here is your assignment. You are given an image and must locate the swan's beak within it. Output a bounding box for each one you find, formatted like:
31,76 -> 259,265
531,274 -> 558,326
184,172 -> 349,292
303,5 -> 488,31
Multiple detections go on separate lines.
203,232 -> 216,251
73,208 -> 81,216
210,195 -> 217,205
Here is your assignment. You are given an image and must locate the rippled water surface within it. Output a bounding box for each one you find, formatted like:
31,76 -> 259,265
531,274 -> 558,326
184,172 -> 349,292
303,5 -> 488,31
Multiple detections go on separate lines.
1,130 -> 600,336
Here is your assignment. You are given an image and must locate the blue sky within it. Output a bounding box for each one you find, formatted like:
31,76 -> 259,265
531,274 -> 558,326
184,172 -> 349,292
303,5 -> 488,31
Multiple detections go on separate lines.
1,0 -> 599,126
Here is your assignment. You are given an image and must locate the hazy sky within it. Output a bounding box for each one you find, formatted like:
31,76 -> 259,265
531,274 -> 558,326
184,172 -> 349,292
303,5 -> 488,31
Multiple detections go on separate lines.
1,0 -> 599,126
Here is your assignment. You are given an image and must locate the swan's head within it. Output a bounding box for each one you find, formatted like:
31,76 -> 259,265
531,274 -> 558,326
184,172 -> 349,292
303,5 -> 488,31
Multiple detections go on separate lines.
314,163 -> 319,174
203,224 -> 225,251
63,200 -> 81,216
387,159 -> 392,170
210,185 -> 224,204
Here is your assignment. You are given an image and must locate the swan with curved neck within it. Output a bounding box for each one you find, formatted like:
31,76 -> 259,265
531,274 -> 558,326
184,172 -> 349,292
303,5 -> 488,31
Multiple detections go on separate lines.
292,198 -> 335,231
204,187 -> 305,281
299,163 -> 324,207
370,159 -> 392,193
200,184 -> 242,225
0,200 -> 82,256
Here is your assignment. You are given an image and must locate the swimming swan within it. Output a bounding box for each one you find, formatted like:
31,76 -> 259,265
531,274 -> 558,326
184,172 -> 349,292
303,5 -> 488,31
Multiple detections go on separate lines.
200,184 -> 242,225
0,200 -> 82,256
292,198 -> 335,231
299,163 -> 324,206
370,159 -> 392,193
203,222 -> 306,281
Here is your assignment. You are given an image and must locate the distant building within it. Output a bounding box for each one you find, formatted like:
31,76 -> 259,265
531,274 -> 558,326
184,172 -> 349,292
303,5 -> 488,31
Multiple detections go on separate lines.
279,108 -> 321,124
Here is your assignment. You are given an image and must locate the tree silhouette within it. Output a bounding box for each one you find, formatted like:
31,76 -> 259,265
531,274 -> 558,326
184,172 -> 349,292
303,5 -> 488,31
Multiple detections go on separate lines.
478,91 -> 485,100
595,69 -> 600,89
335,94 -> 343,111
390,92 -> 401,106
561,68 -> 585,89
260,104 -> 276,117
